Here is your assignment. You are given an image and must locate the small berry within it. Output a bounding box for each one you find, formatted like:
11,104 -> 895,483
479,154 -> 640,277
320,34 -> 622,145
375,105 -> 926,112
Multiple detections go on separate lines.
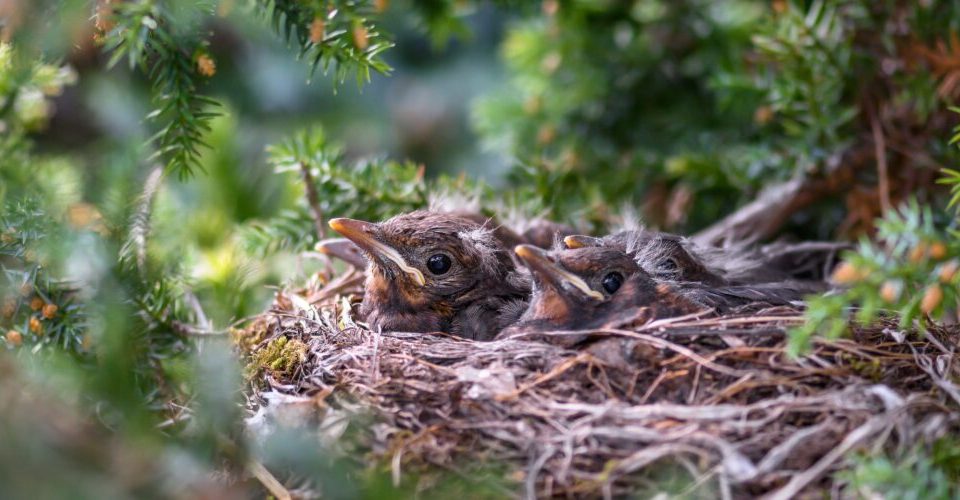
196,54 -> 216,77
42,303 -> 58,319
352,25 -> 369,51
879,281 -> 899,303
929,241 -> 948,260
542,0 -> 559,16
541,52 -> 562,74
6,330 -> 22,347
754,105 -> 774,125
920,284 -> 943,315
909,242 -> 928,263
1,299 -> 15,319
374,0 -> 389,13
537,125 -> 556,145
940,261 -> 959,283
29,316 -> 42,334
67,203 -> 101,228
309,17 -> 325,43
29,297 -> 44,311
831,261 -> 861,284
523,95 -> 542,115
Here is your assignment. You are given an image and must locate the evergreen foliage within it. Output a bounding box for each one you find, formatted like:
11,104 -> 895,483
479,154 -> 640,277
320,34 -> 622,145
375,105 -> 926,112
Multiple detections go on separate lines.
2,0 -> 960,497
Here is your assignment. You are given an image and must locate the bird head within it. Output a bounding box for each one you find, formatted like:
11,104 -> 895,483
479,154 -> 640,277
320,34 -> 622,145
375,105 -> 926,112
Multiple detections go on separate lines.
564,231 -> 727,286
329,211 -> 526,333
510,244 -> 705,332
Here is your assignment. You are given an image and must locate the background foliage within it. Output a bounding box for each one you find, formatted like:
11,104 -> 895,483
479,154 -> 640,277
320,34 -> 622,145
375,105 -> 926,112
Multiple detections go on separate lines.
2,0 -> 960,497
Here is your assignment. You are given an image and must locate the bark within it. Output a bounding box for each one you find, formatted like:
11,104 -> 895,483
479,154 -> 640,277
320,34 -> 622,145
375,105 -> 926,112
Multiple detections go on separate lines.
692,145 -> 872,247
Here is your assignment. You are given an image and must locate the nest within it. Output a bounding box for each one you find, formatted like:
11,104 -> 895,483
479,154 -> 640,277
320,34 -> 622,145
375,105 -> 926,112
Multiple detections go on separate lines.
241,267 -> 960,498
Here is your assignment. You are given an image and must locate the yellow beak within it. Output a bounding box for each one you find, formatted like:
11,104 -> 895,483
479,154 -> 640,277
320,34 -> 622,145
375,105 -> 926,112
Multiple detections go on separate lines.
514,244 -> 603,300
329,218 -> 426,286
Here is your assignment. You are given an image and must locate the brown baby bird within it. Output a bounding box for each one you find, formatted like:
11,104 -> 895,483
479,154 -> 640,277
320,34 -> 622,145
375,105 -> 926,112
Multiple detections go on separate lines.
564,231 -> 729,285
321,213 -> 575,271
501,244 -> 819,336
501,245 -> 703,335
329,211 -> 529,340
564,230 -> 846,286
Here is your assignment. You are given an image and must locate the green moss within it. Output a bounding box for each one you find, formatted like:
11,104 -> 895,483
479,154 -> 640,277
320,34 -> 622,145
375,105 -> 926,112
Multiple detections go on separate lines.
846,357 -> 883,382
246,336 -> 308,381
231,317 -> 269,354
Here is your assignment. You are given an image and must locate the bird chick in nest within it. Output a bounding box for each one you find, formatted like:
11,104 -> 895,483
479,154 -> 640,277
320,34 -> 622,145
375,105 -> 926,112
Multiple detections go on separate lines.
500,245 -> 703,337
329,211 -> 530,340
564,230 -> 846,286
500,244 -> 822,338
320,213 -> 575,271
563,231 -> 730,285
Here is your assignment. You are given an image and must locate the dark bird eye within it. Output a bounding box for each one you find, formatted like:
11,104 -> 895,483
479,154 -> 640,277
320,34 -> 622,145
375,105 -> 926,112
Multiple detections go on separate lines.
601,272 -> 623,294
426,254 -> 452,275
659,258 -> 679,272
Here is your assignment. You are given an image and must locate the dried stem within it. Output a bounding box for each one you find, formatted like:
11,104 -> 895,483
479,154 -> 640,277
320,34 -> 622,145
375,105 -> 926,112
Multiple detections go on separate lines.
299,161 -> 326,240
240,275 -> 960,498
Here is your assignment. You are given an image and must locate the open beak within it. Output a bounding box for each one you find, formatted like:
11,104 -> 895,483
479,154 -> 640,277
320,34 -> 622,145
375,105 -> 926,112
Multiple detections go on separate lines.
328,218 -> 426,286
514,245 -> 604,300
315,238 -> 367,270
563,234 -> 603,249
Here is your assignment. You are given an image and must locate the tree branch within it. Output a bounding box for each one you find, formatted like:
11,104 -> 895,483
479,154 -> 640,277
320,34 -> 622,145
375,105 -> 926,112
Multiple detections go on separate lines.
693,145 -> 873,247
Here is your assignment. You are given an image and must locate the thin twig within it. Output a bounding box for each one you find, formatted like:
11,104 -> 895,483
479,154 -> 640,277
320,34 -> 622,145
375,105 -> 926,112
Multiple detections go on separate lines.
299,161 -> 326,240
765,411 -> 899,500
870,108 -> 892,214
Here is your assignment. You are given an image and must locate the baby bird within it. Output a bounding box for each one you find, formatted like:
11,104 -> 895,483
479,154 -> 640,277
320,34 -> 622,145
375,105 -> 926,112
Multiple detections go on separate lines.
563,231 -> 730,285
501,245 -> 818,336
329,211 -> 529,340
563,230 -> 845,286
321,213 -> 576,271
501,245 -> 703,335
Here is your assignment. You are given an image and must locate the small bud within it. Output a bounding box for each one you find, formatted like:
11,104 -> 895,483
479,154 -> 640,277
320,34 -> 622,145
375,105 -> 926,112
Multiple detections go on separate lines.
29,316 -> 42,334
921,284 -> 943,315
771,0 -> 787,14
940,260 -> 959,283
929,241 -> 948,260
879,281 -> 899,303
541,52 -> 562,74
42,303 -> 58,319
309,17 -> 325,43
542,0 -> 559,16
352,25 -> 369,51
909,242 -> 928,263
523,95 -> 542,115
196,54 -> 216,77
374,0 -> 389,13
29,297 -> 43,311
753,105 -> 774,125
0,231 -> 13,243
2,298 -> 15,317
831,261 -> 861,284
537,125 -> 556,145
560,147 -> 580,168
6,330 -> 22,347
67,203 -> 101,228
